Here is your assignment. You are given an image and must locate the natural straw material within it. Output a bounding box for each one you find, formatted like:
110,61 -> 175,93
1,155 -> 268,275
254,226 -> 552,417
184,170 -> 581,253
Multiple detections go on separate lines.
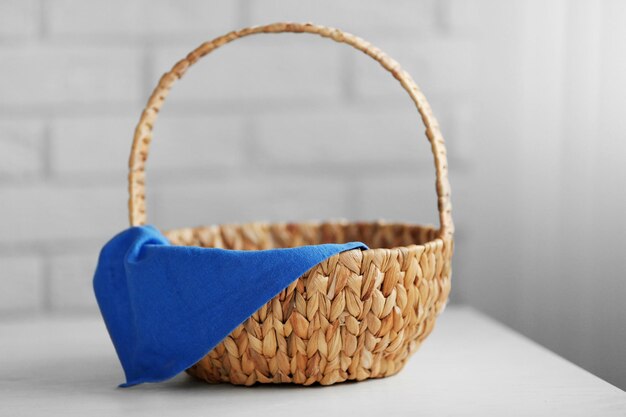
127,22 -> 454,386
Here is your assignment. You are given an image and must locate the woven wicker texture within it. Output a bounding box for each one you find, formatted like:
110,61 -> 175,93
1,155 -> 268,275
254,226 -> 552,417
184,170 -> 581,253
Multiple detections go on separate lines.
127,22 -> 454,386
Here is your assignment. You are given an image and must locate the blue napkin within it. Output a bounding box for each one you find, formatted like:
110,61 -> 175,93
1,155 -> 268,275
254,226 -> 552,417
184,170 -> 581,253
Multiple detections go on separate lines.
93,225 -> 367,387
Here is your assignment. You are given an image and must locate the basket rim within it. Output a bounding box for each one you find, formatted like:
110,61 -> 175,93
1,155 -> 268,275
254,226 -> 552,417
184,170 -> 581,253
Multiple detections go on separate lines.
161,219 -> 450,253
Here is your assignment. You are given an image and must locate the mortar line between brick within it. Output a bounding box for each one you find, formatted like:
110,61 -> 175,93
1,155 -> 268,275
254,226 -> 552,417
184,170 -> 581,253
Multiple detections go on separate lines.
0,97 -> 415,120
434,0 -> 451,35
238,0 -> 251,27
340,48 -> 356,104
40,120 -> 52,179
40,254 -> 52,313
344,177 -> 360,221
38,0 -> 48,39
241,117 -> 258,171
141,46 -> 155,103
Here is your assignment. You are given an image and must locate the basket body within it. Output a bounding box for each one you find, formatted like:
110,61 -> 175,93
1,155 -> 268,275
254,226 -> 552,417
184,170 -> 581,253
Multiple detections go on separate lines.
164,221 -> 452,386
126,22 -> 455,386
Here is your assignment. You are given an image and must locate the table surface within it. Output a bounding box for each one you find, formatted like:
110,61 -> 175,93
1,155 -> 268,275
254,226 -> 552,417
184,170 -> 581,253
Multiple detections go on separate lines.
1,306 -> 624,416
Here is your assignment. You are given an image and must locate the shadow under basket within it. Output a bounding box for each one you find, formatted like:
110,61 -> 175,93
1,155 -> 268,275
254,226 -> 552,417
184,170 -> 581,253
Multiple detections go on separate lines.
127,23 -> 454,386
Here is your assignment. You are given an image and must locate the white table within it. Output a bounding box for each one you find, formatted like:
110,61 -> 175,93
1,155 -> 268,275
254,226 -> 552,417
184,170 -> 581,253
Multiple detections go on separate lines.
1,306 -> 624,416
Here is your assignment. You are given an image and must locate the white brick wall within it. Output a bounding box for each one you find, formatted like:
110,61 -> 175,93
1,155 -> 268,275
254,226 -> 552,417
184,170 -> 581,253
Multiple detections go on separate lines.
47,0 -> 240,39
0,121 -> 45,178
3,0 -> 433,315
0,0 -> 480,315
151,39 -> 343,103
50,115 -> 246,176
50,118 -> 134,177
0,184 -> 126,243
2,0 -> 625,391
253,107 -> 429,167
0,47 -> 142,107
353,176 -> 440,225
151,177 -> 351,231
49,253 -> 99,311
0,257 -> 43,313
0,0 -> 40,39
247,0 -> 439,36
352,38 -> 478,97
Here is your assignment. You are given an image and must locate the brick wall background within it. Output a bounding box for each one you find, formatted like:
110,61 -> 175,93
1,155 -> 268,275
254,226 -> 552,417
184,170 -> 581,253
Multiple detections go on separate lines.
1,0 -> 625,389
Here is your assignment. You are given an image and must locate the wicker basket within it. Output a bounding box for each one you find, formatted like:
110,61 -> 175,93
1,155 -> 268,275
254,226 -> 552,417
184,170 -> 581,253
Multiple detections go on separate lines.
127,22 -> 454,386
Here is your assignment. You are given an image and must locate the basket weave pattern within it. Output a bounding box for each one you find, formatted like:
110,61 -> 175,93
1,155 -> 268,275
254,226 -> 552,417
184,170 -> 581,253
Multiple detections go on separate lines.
127,23 -> 454,386
166,222 -> 451,385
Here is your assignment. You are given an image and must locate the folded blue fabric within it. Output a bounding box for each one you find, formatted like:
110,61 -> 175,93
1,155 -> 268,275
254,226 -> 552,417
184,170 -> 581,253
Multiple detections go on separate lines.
93,225 -> 367,387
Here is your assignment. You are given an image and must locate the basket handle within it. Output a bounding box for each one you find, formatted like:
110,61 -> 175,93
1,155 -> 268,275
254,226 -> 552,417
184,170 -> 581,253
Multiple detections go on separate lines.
128,22 -> 454,239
